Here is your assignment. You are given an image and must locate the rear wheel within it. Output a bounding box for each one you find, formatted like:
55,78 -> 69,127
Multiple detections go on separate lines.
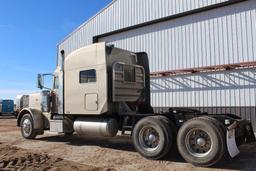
200,116 -> 230,159
132,116 -> 172,159
177,117 -> 225,167
157,116 -> 178,155
201,116 -> 226,136
20,114 -> 37,139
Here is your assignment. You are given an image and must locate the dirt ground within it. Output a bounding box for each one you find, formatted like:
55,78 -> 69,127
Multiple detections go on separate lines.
0,115 -> 256,171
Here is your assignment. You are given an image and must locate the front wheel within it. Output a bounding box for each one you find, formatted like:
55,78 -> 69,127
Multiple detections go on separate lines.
20,114 -> 37,139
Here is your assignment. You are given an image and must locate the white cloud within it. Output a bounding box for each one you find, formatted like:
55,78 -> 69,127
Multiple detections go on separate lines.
0,81 -> 34,87
0,24 -> 13,29
0,63 -> 38,73
0,89 -> 38,99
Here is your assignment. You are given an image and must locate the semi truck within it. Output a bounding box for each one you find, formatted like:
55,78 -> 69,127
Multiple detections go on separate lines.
0,99 -> 14,115
16,43 -> 255,167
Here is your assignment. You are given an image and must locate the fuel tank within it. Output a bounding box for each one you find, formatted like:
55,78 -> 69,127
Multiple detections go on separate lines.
74,118 -> 118,137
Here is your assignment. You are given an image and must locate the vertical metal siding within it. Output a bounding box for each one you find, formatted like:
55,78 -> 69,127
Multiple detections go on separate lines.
58,0 -> 237,61
99,1 -> 256,68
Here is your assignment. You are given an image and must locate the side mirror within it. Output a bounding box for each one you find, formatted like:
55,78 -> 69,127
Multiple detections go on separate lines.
37,74 -> 44,89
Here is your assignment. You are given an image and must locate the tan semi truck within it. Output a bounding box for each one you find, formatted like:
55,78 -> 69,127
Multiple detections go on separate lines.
17,43 -> 255,167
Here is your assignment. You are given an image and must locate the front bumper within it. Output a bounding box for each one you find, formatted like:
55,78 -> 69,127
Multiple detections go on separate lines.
227,120 -> 256,158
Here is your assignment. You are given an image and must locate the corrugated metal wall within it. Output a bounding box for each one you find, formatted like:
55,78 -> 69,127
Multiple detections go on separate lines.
58,0 -> 238,63
58,0 -> 256,128
99,0 -> 256,69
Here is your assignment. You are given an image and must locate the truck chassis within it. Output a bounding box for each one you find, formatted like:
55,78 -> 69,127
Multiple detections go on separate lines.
16,43 -> 255,167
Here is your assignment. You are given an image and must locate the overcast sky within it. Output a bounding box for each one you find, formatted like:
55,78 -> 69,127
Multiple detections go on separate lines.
0,0 -> 112,99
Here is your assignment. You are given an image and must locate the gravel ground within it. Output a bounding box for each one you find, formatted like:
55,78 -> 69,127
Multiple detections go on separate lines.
0,115 -> 256,171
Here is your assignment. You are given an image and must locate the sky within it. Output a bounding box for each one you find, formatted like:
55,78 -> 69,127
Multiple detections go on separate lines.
0,0 -> 112,99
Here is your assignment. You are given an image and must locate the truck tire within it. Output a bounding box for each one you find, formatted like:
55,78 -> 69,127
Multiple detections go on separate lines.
201,116 -> 226,136
157,116 -> 178,155
199,116 -> 230,159
177,117 -> 225,167
20,114 -> 37,139
132,116 -> 172,159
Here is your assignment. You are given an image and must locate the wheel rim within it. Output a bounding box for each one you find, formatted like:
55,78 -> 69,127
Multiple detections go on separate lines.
22,118 -> 32,136
185,128 -> 212,158
138,126 -> 160,151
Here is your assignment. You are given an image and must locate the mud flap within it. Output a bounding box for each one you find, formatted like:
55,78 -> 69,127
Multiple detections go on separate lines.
226,122 -> 240,158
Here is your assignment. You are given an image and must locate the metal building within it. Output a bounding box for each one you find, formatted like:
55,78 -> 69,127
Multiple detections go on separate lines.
58,0 -> 256,129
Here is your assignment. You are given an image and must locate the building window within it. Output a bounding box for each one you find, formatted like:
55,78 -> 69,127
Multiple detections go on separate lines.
79,69 -> 96,83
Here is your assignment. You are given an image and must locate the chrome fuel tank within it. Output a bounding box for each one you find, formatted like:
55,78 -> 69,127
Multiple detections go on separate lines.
74,118 -> 118,137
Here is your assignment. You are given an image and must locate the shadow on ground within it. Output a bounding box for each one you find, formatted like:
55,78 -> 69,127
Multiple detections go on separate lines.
36,134 -> 256,170
37,134 -> 186,163
211,142 -> 256,170
37,134 -> 135,152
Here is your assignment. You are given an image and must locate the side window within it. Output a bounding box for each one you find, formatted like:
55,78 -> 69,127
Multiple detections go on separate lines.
79,69 -> 96,83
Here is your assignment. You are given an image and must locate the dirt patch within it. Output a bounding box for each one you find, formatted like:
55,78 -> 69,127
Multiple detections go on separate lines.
1,116 -> 256,171
0,144 -> 115,171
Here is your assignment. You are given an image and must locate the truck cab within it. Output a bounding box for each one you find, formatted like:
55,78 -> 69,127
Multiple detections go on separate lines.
18,42 -> 152,134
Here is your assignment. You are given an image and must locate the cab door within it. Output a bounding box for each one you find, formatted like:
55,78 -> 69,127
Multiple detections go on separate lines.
65,68 -> 99,114
79,69 -> 98,111
63,43 -> 108,115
